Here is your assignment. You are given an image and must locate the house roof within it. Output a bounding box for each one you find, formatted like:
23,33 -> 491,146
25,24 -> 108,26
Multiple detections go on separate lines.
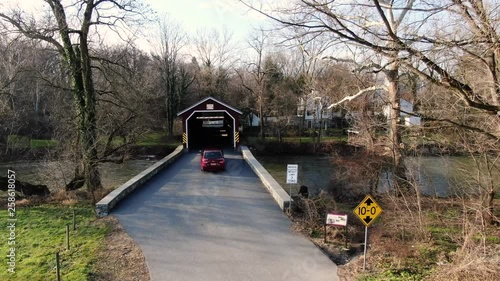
177,96 -> 243,116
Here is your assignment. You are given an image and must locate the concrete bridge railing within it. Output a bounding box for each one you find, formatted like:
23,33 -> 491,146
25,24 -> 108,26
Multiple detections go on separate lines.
96,145 -> 184,217
240,146 -> 291,211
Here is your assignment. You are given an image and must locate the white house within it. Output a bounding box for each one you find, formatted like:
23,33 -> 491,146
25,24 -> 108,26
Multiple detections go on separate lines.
244,112 -> 261,127
383,99 -> 421,126
297,91 -> 344,128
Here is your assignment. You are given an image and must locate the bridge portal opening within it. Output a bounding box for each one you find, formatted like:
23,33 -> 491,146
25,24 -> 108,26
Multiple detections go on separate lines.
177,97 -> 242,151
187,111 -> 234,150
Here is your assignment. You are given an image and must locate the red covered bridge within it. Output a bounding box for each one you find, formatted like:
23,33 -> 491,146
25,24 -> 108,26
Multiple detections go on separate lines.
177,97 -> 242,150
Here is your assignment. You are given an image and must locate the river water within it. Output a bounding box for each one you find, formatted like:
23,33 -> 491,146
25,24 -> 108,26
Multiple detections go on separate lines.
257,155 -> 500,197
0,159 -> 155,191
1,155 -> 498,197
257,155 -> 333,196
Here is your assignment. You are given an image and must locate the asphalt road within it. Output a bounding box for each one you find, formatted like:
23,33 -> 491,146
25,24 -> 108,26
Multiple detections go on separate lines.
113,150 -> 340,281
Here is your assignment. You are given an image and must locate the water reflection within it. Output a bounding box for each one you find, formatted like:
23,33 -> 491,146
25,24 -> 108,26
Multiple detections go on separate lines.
257,155 -> 333,196
257,155 -> 499,197
394,156 -> 500,197
0,160 -> 156,191
2,155 -> 497,197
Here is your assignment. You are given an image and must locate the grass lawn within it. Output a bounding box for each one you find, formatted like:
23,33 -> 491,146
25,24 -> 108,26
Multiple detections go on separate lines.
30,139 -> 59,148
279,136 -> 347,142
135,132 -> 180,147
7,131 -> 181,149
0,204 -> 109,281
246,135 -> 347,144
7,135 -> 59,149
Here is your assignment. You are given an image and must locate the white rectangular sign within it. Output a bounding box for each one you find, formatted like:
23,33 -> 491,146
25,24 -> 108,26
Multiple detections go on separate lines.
202,120 -> 223,128
286,164 -> 298,184
326,213 -> 348,227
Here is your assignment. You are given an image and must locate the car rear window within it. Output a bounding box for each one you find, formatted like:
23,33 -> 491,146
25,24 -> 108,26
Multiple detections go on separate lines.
204,151 -> 223,159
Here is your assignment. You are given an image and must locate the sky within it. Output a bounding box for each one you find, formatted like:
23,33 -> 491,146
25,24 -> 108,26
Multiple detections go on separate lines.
140,0 -> 271,54
1,0 -> 271,54
143,0 -> 267,40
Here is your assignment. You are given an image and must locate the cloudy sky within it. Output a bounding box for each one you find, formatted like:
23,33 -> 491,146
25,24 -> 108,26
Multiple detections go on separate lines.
2,0 -> 271,53
144,0 -> 267,39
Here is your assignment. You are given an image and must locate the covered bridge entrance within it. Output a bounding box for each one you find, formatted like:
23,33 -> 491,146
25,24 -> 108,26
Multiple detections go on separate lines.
177,97 -> 242,150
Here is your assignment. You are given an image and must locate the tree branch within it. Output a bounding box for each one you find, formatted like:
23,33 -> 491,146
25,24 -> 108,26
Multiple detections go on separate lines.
0,12 -> 65,55
399,108 -> 499,140
327,85 -> 387,109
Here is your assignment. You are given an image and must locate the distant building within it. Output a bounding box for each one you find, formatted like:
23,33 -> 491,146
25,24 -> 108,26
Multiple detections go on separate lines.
243,112 -> 261,127
383,99 -> 421,126
297,91 -> 346,129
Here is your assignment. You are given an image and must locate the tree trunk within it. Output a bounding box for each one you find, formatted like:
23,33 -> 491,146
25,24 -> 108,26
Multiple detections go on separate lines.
165,58 -> 175,137
484,188 -> 495,225
52,0 -> 102,192
79,2 -> 102,191
169,68 -> 178,137
72,50 -> 102,191
483,156 -> 497,225
259,96 -> 265,139
485,49 -> 499,106
386,63 -> 406,186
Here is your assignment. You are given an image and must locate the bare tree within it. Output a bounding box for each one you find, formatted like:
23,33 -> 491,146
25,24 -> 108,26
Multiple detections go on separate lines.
291,31 -> 334,142
1,0 -> 150,192
192,27 -> 237,100
240,27 -> 270,139
242,0 -> 499,189
92,45 -> 155,163
152,16 -> 191,137
0,34 -> 28,149
241,1 -> 415,176
0,34 -> 60,152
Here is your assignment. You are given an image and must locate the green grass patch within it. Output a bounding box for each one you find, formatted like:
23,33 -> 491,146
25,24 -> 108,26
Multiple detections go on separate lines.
471,232 -> 500,245
136,132 -> 165,145
136,132 -> 180,147
0,204 -> 109,281
7,135 -> 58,149
485,235 -> 500,244
7,135 -> 31,148
30,139 -> 59,148
249,136 -> 347,143
365,267 -> 427,281
360,254 -> 433,281
311,229 -> 323,238
425,209 -> 462,250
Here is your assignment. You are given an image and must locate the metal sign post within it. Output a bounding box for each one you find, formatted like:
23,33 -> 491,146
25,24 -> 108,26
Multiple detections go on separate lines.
353,195 -> 383,271
363,226 -> 368,270
286,164 -> 298,213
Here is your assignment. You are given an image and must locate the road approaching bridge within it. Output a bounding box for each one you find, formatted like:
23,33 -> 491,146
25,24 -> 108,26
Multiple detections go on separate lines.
113,150 -> 339,281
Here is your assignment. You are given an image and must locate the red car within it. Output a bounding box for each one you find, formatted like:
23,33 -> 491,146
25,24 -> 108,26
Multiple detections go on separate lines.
200,149 -> 226,172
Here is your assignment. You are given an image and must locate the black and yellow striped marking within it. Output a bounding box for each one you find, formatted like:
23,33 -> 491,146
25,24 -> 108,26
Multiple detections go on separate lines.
182,133 -> 187,144
235,132 -> 240,143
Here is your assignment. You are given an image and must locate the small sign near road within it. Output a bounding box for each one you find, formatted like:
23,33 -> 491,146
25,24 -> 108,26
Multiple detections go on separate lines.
286,164 -> 298,184
353,195 -> 382,227
326,213 -> 348,227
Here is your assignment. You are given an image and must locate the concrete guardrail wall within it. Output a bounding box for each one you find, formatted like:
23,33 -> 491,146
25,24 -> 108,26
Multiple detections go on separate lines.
240,146 -> 291,211
96,145 -> 185,217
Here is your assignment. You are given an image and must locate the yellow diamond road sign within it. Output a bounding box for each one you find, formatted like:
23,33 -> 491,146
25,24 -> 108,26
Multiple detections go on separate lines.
353,195 -> 382,227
